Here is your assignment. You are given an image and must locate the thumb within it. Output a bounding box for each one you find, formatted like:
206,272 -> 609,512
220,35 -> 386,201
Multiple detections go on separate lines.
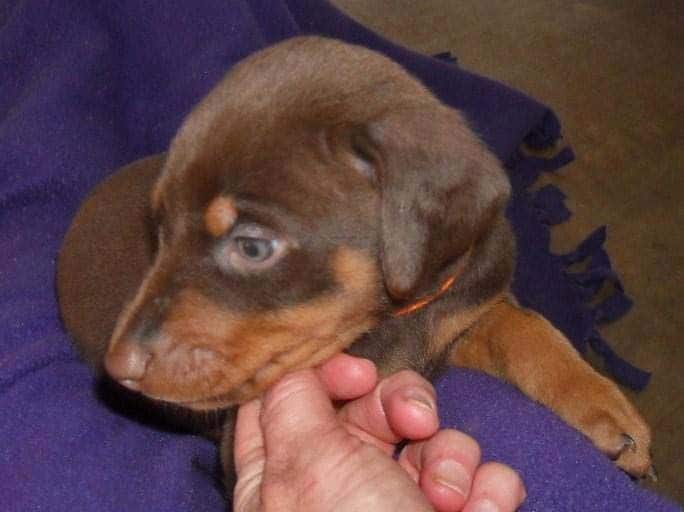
233,399 -> 265,512
233,369 -> 338,510
260,368 -> 338,463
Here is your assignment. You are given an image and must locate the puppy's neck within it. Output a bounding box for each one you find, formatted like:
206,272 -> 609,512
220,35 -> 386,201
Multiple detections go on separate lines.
348,216 -> 515,378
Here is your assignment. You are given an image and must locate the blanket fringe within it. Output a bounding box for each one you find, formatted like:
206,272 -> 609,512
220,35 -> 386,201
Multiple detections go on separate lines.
510,136 -> 650,391
561,227 -> 650,390
432,51 -> 458,65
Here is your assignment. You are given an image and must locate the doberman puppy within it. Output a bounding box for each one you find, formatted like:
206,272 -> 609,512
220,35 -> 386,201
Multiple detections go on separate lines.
57,36 -> 652,495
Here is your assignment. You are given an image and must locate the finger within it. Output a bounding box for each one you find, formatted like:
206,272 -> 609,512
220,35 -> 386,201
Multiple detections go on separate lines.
316,353 -> 378,400
233,399 -> 265,512
400,429 -> 481,512
463,462 -> 526,512
338,369 -> 439,447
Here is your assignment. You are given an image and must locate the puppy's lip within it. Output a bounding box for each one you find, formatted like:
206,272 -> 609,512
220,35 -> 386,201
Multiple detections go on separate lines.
149,352 -> 299,411
179,398 -> 233,411
135,329 -> 366,410
176,391 -> 241,411
126,388 -> 238,411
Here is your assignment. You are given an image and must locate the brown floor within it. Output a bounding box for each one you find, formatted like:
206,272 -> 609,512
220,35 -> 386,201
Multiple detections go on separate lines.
332,0 -> 684,504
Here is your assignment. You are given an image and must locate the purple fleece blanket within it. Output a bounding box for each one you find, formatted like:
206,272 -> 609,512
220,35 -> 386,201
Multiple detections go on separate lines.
0,1 -> 678,510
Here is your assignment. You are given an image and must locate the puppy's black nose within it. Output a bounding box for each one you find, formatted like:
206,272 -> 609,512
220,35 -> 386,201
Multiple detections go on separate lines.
104,340 -> 151,390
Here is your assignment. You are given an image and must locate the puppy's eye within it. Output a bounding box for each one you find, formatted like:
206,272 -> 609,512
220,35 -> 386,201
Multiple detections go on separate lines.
215,224 -> 288,274
235,237 -> 275,262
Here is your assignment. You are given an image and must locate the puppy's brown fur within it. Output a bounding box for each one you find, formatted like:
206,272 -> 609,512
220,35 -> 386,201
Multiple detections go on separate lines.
57,37 -> 651,491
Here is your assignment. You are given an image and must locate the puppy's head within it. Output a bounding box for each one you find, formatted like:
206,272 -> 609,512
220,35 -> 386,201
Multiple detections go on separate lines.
104,37 -> 510,410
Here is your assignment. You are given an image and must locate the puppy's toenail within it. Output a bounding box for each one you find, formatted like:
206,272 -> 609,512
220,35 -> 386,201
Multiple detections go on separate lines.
621,433 -> 636,452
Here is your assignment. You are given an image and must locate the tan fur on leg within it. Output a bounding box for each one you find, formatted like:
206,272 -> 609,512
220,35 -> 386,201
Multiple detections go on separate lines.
451,298 -> 651,477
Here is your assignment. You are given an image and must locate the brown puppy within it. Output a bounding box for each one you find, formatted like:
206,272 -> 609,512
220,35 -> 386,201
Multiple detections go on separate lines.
57,36 -> 651,491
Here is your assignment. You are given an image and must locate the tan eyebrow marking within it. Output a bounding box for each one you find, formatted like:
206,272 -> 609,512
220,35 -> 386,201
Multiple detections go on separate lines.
204,196 -> 238,238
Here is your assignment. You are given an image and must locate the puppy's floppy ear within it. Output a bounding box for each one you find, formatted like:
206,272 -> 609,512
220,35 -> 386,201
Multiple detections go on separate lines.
57,154 -> 165,369
366,105 -> 510,300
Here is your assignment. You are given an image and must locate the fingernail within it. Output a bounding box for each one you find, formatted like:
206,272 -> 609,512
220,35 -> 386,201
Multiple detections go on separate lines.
431,459 -> 470,497
469,498 -> 499,512
405,392 -> 435,412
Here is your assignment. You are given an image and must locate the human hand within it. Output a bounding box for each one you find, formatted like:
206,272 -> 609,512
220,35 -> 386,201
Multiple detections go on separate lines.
233,354 -> 525,511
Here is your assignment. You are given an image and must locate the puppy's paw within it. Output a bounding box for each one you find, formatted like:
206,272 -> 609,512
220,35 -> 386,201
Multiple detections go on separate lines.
569,377 -> 652,478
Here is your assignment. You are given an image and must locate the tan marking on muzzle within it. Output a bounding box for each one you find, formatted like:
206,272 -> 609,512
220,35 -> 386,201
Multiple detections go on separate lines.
121,246 -> 381,409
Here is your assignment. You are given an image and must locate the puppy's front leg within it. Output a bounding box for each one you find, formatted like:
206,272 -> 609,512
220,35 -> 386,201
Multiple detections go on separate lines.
450,298 -> 651,477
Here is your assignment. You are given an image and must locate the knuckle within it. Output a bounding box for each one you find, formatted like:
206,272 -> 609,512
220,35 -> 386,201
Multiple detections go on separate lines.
437,429 -> 481,459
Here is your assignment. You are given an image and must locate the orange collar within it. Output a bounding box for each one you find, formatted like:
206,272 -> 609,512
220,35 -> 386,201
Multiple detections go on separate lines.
392,248 -> 472,317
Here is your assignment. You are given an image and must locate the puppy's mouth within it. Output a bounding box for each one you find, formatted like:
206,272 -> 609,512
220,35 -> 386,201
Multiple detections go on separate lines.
148,335 -> 358,411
